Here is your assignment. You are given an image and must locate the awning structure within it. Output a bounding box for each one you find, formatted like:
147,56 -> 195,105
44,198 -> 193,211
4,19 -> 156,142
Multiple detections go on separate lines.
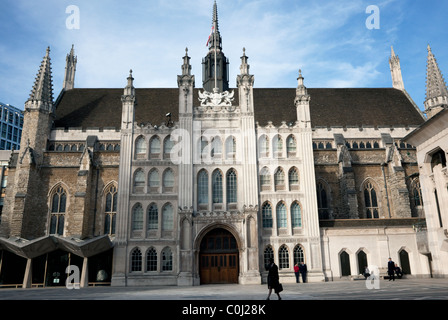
0,235 -> 114,259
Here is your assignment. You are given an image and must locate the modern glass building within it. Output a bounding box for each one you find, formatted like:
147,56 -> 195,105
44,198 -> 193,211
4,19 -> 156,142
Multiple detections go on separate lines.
0,102 -> 24,150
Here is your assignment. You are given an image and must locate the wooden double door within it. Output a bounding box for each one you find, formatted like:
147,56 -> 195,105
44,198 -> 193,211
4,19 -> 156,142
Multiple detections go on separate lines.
199,228 -> 239,284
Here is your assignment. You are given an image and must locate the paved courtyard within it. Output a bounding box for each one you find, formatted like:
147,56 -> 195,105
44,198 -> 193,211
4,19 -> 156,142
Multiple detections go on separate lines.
0,278 -> 447,300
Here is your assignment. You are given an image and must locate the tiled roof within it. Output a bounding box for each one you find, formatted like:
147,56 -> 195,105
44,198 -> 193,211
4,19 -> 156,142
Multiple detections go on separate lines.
53,87 -> 425,130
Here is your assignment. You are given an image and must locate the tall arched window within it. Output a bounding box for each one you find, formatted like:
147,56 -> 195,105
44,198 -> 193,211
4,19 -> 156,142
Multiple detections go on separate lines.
198,170 -> 209,205
162,203 -> 174,231
264,246 -> 274,267
287,135 -> 297,155
133,169 -> 145,193
262,202 -> 273,228
411,178 -> 423,218
273,135 -> 283,155
364,181 -> 379,219
274,167 -> 285,191
289,167 -> 299,191
162,247 -> 173,271
163,169 -> 174,192
147,203 -> 158,230
104,184 -> 117,235
259,135 -> 269,157
317,180 -> 330,220
291,202 -> 302,228
164,136 -> 174,156
212,170 -> 223,204
146,247 -> 157,272
293,245 -> 305,265
278,245 -> 289,269
50,186 -> 67,235
148,169 -> 159,193
276,202 -> 287,228
260,167 -> 271,188
135,136 -> 146,158
130,248 -> 142,272
226,136 -> 236,159
226,169 -> 237,203
150,136 -> 161,158
132,203 -> 143,231
211,137 -> 222,157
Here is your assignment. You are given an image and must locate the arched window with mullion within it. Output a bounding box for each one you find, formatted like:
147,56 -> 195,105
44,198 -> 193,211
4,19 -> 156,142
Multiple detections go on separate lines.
147,203 -> 158,230
262,202 -> 273,228
226,169 -> 237,204
197,170 -> 209,206
364,181 -> 379,219
104,184 -> 118,235
291,202 -> 302,228
276,202 -> 287,228
212,170 -> 223,204
50,186 -> 67,235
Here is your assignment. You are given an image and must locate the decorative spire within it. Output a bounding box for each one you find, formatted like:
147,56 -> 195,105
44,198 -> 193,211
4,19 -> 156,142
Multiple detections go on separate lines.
296,69 -> 309,98
389,46 -> 405,91
239,48 -> 250,75
26,46 -> 54,112
208,0 -> 222,51
424,45 -> 448,118
63,44 -> 77,90
123,69 -> 135,97
182,47 -> 192,76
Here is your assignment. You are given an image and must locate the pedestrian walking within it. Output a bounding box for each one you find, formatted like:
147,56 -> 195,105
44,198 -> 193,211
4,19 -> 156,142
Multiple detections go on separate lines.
395,264 -> 403,279
294,263 -> 300,283
387,258 -> 395,281
299,261 -> 307,283
266,258 -> 282,300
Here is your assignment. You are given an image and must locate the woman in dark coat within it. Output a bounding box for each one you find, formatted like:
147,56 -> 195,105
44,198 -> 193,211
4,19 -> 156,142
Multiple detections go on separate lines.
266,258 -> 282,300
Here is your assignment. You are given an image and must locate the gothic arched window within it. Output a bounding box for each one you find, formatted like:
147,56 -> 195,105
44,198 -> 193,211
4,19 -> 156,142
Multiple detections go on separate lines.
146,247 -> 157,272
147,203 -> 158,230
226,169 -> 237,203
162,247 -> 173,271
291,202 -> 302,228
162,203 -> 174,231
150,136 -> 161,157
276,202 -> 287,228
104,184 -> 117,235
293,245 -> 305,265
274,167 -> 285,191
317,180 -> 330,220
289,167 -> 299,191
135,136 -> 146,158
198,170 -> 209,205
50,186 -> 67,235
132,203 -> 144,231
212,170 -> 223,204
130,248 -> 142,272
262,202 -> 273,228
264,246 -> 274,267
364,181 -> 379,219
287,135 -> 297,155
278,245 -> 290,269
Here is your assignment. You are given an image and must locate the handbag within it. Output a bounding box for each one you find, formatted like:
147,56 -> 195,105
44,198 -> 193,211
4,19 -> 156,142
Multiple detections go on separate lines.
275,283 -> 283,293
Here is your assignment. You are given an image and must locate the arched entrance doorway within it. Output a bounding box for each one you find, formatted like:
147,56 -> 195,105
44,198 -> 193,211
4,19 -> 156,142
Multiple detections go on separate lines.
199,228 -> 239,284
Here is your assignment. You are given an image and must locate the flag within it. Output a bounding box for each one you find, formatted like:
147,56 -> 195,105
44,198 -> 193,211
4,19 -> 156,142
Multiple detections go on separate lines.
206,25 -> 215,46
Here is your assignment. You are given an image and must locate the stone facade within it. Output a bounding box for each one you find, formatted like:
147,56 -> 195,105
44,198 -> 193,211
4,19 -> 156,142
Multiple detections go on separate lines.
0,2 -> 444,288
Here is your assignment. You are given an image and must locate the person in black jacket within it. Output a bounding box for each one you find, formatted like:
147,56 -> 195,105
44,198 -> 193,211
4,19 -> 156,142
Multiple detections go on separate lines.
299,261 -> 308,283
387,258 -> 395,281
266,258 -> 282,300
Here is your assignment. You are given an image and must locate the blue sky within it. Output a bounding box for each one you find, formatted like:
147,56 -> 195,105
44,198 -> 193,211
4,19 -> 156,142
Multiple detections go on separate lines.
0,0 -> 447,112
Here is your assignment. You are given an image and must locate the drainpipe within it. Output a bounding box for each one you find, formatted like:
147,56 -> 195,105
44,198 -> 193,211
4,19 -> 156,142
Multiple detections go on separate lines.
381,162 -> 392,219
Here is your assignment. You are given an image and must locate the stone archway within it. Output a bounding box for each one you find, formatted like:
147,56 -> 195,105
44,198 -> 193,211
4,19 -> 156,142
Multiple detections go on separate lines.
198,227 -> 240,284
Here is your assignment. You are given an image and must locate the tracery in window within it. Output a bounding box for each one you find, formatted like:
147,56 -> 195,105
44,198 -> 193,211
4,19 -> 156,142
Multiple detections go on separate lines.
50,186 -> 67,235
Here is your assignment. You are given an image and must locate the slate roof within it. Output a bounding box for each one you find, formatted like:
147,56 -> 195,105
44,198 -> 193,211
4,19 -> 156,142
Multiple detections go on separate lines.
53,87 -> 425,130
